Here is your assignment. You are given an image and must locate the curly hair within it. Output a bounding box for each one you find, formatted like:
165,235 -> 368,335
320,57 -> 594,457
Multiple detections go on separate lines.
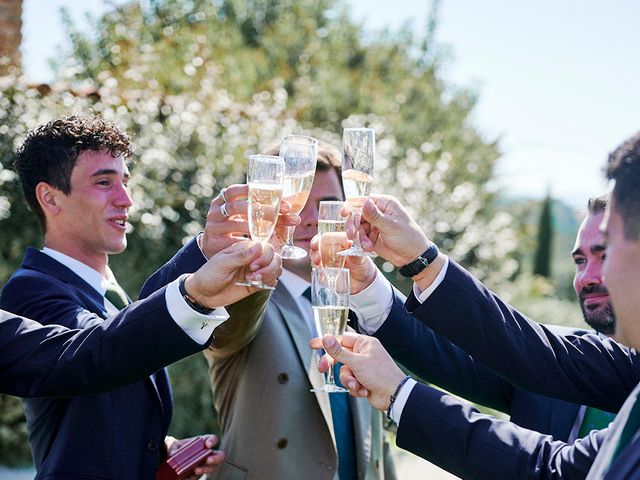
14,115 -> 132,230
607,130 -> 640,240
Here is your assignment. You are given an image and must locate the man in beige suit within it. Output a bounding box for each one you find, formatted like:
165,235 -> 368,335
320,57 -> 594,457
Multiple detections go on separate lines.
203,143 -> 395,479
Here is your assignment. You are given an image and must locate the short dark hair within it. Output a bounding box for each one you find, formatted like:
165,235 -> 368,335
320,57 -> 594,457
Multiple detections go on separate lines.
606,130 -> 640,240
14,115 -> 132,230
587,193 -> 610,215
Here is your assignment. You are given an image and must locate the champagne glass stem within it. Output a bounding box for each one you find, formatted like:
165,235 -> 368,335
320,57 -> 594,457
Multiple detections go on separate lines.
326,358 -> 336,386
283,225 -> 296,248
351,209 -> 364,251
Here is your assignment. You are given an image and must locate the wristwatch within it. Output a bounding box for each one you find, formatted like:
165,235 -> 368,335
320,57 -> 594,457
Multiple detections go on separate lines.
398,243 -> 439,278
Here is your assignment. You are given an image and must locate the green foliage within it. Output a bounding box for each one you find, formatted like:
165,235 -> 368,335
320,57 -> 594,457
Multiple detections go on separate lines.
533,192 -> 554,278
0,396 -> 29,466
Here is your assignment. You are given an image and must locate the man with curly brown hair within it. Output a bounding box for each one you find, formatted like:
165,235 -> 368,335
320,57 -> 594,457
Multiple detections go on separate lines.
1,115 -> 279,479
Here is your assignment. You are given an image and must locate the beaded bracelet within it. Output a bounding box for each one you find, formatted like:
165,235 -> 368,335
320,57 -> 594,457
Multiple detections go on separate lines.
386,375 -> 412,422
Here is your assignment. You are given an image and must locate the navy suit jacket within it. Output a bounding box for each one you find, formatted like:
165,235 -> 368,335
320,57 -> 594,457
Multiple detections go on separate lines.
401,259 -> 640,479
378,287 -> 586,441
0,248 -> 173,479
0,290 -> 206,398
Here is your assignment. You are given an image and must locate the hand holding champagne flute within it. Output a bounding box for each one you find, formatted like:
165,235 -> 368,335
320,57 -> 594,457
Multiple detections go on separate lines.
310,268 -> 350,394
236,154 -> 284,290
338,127 -> 376,257
280,134 -> 318,259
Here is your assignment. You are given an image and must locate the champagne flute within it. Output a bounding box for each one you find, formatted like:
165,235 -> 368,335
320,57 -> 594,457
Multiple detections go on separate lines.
280,134 -> 318,259
338,127 -> 376,257
310,268 -> 350,394
318,201 -> 349,270
236,154 -> 284,290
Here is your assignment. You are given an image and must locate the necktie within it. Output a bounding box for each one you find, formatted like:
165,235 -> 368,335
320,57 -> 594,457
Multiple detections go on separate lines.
302,286 -> 357,479
105,280 -> 129,310
609,395 -> 640,467
578,406 -> 616,438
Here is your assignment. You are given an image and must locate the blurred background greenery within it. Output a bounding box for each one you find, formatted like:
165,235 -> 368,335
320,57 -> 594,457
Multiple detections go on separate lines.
1,0 -> 584,466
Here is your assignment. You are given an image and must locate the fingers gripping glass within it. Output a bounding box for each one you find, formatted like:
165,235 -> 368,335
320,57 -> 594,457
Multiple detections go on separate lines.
338,128 -> 376,257
279,134 -> 318,259
236,155 -> 284,290
310,268 -> 350,394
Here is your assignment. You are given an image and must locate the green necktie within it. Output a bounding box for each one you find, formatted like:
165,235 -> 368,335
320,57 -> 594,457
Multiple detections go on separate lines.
578,406 -> 616,438
105,281 -> 129,310
608,396 -> 640,467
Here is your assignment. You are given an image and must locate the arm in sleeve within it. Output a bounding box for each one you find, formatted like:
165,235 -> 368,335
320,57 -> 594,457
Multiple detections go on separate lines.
0,287 -> 208,397
396,382 -> 604,480
406,259 -> 639,413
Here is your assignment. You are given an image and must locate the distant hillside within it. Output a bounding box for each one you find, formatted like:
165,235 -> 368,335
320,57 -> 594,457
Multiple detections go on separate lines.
496,194 -> 581,299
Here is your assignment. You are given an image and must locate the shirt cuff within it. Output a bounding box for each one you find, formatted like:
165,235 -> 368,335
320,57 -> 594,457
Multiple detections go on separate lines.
412,256 -> 450,303
350,270 -> 394,335
391,378 -> 418,425
165,276 -> 230,344
196,232 -> 209,260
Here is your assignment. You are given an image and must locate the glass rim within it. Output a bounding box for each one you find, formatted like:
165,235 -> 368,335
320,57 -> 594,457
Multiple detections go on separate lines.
281,134 -> 318,145
248,154 -> 284,164
343,127 -> 375,133
311,266 -> 350,275
319,200 -> 346,206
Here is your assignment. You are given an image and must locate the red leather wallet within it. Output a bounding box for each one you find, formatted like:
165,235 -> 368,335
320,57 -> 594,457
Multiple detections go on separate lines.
156,436 -> 212,480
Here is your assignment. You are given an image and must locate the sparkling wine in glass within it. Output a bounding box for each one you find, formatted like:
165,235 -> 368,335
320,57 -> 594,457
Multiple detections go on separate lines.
280,134 -> 318,259
236,154 -> 284,290
309,268 -> 350,394
318,201 -> 349,270
338,127 -> 376,257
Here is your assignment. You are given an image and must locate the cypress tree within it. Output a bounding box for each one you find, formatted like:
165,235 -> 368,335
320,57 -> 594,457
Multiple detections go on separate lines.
533,192 -> 554,278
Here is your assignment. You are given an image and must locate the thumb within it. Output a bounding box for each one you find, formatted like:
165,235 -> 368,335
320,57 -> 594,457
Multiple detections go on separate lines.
361,198 -> 388,228
322,334 -> 356,365
220,241 -> 262,268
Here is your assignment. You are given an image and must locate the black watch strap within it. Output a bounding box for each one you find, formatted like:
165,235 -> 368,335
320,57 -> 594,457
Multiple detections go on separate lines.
398,243 -> 439,278
179,275 -> 215,315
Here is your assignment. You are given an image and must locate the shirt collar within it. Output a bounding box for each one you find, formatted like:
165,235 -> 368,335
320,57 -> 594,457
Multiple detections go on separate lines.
279,269 -> 311,300
41,247 -> 112,296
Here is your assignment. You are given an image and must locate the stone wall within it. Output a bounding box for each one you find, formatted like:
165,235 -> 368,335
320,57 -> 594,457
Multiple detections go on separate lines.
0,0 -> 22,72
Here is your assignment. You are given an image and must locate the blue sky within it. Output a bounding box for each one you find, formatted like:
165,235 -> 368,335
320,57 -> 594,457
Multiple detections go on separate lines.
22,0 -> 640,208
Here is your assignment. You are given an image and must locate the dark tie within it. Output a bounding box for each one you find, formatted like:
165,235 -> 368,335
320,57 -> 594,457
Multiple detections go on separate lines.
302,286 -> 357,479
609,395 -> 640,467
105,280 -> 129,310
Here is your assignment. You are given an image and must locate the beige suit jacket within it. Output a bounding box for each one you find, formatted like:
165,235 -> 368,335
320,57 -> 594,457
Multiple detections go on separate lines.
203,282 -> 395,480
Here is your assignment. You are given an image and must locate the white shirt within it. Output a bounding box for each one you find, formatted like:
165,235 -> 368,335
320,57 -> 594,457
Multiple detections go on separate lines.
350,256 -> 450,424
41,247 -> 229,345
278,269 -> 316,337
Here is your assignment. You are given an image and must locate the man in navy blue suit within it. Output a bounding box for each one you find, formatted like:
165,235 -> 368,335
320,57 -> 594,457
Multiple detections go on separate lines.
315,130 -> 640,478
2,115 -> 282,480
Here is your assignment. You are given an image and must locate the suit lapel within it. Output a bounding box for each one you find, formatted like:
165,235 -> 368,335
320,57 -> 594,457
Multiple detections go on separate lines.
271,284 -> 336,446
22,248 -> 167,414
22,248 -> 107,314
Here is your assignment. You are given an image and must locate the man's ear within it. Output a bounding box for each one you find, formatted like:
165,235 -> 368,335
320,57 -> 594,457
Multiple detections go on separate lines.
35,182 -> 63,216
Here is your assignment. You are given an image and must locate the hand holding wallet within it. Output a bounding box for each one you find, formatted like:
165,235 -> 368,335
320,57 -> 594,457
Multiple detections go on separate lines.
156,436 -> 212,480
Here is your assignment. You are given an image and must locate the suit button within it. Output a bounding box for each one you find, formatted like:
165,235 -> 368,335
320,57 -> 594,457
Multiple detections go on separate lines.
147,440 -> 158,451
277,438 -> 288,449
277,373 -> 289,384
375,459 -> 380,469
